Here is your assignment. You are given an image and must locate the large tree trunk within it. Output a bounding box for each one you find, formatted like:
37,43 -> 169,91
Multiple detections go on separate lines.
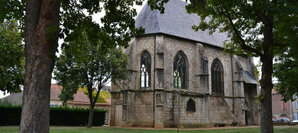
87,104 -> 95,128
260,18 -> 274,133
19,0 -> 60,133
260,58 -> 273,133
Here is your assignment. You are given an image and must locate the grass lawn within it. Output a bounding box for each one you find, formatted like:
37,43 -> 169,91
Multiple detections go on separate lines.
0,126 -> 297,133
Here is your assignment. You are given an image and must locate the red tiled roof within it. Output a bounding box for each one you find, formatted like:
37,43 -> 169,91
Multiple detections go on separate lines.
1,84 -> 108,106
50,84 -> 89,103
73,90 -> 90,103
50,84 -> 62,101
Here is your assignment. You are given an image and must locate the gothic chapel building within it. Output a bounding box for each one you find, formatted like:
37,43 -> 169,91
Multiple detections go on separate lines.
111,0 -> 260,128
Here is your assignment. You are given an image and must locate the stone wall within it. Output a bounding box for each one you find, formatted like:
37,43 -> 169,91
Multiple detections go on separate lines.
179,96 -> 208,127
110,34 -> 259,127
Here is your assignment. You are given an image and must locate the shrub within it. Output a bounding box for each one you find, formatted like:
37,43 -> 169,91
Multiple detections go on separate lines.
0,105 -> 22,125
0,105 -> 106,126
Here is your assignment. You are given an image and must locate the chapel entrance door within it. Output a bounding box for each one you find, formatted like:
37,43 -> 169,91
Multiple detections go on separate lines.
244,83 -> 257,125
115,105 -> 122,126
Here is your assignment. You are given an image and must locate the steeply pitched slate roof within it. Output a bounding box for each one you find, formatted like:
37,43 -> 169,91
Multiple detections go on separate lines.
135,0 -> 229,48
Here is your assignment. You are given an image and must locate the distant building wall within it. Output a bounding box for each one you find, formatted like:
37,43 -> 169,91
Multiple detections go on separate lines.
291,95 -> 298,120
272,92 -> 291,120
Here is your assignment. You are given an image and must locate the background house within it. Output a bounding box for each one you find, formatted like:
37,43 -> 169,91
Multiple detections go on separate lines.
291,95 -> 298,120
0,84 -> 111,108
272,89 -> 298,121
50,84 -> 111,108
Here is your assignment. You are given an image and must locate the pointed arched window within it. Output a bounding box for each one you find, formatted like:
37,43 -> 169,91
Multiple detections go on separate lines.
173,52 -> 187,89
140,51 -> 151,88
186,99 -> 196,112
211,58 -> 224,95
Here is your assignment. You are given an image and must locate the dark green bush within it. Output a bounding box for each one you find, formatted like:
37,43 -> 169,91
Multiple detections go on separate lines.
0,105 -> 22,125
0,105 -> 106,126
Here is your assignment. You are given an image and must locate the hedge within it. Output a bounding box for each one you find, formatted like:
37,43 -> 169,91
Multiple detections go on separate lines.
0,105 -> 106,126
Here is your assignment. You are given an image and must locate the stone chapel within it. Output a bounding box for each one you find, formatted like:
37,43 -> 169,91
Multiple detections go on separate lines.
110,0 -> 260,128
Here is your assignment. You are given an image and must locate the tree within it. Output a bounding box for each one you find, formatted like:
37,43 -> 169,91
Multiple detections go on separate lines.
273,39 -> 298,101
58,86 -> 78,106
148,0 -> 297,133
54,31 -> 128,128
1,0 -> 143,132
0,20 -> 24,93
272,4 -> 298,101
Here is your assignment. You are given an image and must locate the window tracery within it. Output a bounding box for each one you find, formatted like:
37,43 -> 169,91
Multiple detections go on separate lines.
173,52 -> 187,89
140,51 -> 151,88
211,58 -> 224,95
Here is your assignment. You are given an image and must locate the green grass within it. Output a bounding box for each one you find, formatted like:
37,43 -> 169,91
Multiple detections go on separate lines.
0,126 -> 297,133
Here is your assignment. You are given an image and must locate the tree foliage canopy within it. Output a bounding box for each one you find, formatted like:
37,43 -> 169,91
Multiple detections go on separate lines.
0,0 -> 145,91
59,0 -> 144,49
0,20 -> 24,93
183,0 -> 296,56
1,0 -> 145,51
184,0 -> 298,101
273,43 -> 298,101
0,1 -> 25,23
